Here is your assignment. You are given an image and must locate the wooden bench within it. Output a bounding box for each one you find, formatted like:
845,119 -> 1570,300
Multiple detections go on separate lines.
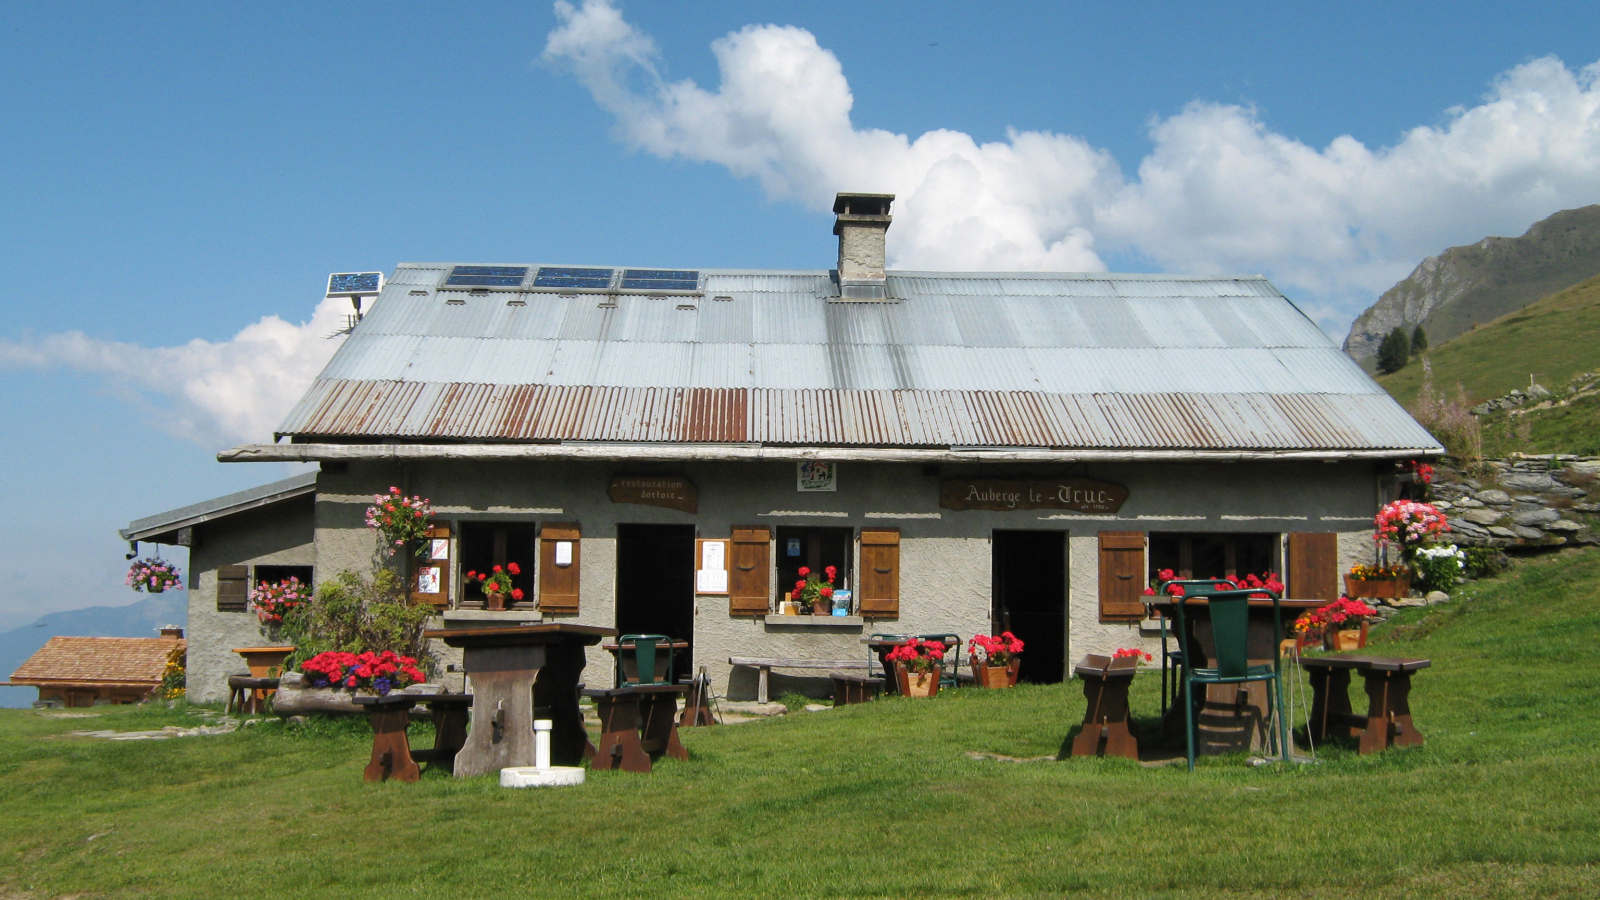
581,684 -> 689,773
226,675 -> 279,715
1301,655 -> 1430,754
352,692 -> 474,782
829,673 -> 881,707
728,657 -> 870,703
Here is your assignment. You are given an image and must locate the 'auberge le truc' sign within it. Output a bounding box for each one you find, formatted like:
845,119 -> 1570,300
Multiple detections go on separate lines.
940,478 -> 1129,513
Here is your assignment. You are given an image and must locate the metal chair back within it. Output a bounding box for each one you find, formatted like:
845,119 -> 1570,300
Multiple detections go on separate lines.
617,634 -> 674,686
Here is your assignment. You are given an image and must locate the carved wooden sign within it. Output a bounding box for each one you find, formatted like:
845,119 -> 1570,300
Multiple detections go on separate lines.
608,475 -> 698,514
940,478 -> 1129,513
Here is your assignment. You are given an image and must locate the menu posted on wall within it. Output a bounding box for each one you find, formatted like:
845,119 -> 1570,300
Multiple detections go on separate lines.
695,539 -> 729,594
940,478 -> 1129,513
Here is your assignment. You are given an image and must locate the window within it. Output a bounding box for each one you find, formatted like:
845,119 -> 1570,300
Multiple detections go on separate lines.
1147,532 -> 1278,583
774,526 -> 853,602
458,523 -> 538,607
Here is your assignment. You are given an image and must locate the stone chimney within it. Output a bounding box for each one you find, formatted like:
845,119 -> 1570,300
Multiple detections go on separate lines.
160,626 -> 184,639
833,192 -> 893,299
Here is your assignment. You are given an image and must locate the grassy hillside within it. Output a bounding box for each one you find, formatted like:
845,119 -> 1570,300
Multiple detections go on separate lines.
4,549 -> 1600,899
1380,272 -> 1600,407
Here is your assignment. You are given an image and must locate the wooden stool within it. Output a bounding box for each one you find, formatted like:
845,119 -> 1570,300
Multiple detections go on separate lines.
226,675 -> 280,715
1070,655 -> 1139,760
1303,655 -> 1430,754
582,685 -> 689,773
830,673 -> 882,706
408,694 -> 474,774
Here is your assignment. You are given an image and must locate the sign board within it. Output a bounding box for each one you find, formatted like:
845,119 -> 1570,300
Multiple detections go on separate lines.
940,478 -> 1129,513
608,475 -> 698,513
695,539 -> 729,594
797,461 -> 836,492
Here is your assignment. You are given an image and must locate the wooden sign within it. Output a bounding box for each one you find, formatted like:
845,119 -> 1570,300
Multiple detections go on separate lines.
940,478 -> 1129,513
608,475 -> 698,513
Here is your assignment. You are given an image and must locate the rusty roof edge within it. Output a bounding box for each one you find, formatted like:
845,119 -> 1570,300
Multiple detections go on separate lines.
219,442 -> 1442,464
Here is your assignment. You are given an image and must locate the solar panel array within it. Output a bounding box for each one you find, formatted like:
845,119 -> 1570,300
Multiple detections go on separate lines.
327,272 -> 383,295
621,269 -> 699,292
445,266 -> 528,287
533,267 -> 615,289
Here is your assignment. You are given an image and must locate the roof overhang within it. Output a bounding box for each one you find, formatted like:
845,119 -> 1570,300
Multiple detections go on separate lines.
120,473 -> 317,543
220,441 -> 1442,465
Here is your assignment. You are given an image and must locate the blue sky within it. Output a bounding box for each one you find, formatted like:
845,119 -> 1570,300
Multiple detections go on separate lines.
2,1 -> 1598,628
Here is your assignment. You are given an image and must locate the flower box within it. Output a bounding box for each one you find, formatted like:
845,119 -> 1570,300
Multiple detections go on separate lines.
971,657 -> 1021,688
1344,576 -> 1410,599
895,662 -> 942,698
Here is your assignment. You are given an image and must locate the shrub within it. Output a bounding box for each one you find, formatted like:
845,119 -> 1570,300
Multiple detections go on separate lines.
1411,361 -> 1483,467
280,569 -> 435,675
1463,546 -> 1510,580
1413,545 -> 1465,592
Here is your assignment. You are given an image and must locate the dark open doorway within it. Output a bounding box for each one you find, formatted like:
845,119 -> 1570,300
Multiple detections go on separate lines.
992,530 -> 1068,684
616,524 -> 697,678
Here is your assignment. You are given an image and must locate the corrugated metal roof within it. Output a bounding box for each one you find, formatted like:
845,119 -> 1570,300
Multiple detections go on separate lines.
121,472 -> 316,541
276,265 -> 1440,452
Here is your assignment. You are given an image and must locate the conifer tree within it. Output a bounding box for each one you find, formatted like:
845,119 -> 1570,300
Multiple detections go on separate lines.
1411,324 -> 1428,357
1376,326 -> 1410,374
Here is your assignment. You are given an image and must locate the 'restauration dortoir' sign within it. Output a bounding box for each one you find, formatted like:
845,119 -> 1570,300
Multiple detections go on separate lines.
608,475 -> 698,514
940,478 -> 1129,513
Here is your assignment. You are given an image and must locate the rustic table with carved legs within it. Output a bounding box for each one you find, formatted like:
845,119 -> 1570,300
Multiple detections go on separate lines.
425,624 -> 616,778
1302,655 -> 1430,753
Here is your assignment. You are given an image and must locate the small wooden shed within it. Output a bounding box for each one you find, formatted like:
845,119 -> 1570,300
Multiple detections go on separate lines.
8,635 -> 184,707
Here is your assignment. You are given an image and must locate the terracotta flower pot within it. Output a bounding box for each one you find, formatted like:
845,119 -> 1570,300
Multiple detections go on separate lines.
895,662 -> 941,698
485,590 -> 506,611
812,600 -> 830,616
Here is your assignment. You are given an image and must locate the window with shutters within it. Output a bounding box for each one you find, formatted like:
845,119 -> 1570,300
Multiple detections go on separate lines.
538,523 -> 581,613
1287,532 -> 1339,602
216,565 -> 249,612
458,522 -> 536,608
858,528 -> 900,617
1097,532 -> 1147,621
774,526 -> 853,606
728,526 -> 771,614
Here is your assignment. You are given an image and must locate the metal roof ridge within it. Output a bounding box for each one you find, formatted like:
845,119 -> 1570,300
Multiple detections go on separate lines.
395,264 -> 1270,282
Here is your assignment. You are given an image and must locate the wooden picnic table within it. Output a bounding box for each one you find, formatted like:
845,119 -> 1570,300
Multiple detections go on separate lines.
581,684 -> 689,773
1301,655 -> 1430,753
352,692 -> 474,782
1147,597 -> 1323,754
425,623 -> 615,778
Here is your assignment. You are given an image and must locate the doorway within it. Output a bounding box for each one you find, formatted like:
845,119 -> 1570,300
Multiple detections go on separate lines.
616,524 -> 697,677
992,530 -> 1068,684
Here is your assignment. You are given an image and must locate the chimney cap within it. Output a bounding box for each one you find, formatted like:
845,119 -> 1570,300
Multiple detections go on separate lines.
832,192 -> 894,216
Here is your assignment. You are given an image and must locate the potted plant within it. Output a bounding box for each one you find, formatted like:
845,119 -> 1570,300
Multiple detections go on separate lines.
466,563 -> 524,610
1320,596 -> 1377,651
250,577 -> 311,634
968,632 -> 1024,688
300,649 -> 427,696
886,637 -> 946,697
126,558 -> 183,594
364,486 -> 434,558
1344,562 -> 1411,599
1291,608 -> 1329,653
1111,648 -> 1152,668
789,565 -> 837,616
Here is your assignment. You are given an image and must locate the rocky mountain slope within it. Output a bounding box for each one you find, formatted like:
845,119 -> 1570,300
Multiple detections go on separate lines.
1344,205 -> 1600,366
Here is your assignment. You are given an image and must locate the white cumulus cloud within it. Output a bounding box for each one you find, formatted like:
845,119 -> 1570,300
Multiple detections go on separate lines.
0,298 -> 350,447
545,0 -> 1600,331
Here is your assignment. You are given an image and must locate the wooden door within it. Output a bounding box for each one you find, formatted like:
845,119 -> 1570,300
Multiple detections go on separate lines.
1288,532 -> 1339,601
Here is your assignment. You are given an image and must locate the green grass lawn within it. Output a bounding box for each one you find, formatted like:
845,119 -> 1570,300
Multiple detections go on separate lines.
5,550 -> 1600,899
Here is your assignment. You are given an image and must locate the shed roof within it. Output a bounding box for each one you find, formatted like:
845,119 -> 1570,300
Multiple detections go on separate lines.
10,636 -> 183,688
265,266 -> 1440,454
120,471 -> 316,542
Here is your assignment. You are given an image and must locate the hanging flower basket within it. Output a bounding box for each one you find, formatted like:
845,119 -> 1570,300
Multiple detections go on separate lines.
365,487 -> 434,558
127,558 -> 183,594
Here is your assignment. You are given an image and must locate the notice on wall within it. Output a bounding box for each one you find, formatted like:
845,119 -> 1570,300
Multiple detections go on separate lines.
797,461 -> 837,492
940,477 -> 1129,513
430,539 -> 449,561
554,541 -> 573,567
695,539 -> 729,594
416,566 -> 441,594
608,474 -> 698,513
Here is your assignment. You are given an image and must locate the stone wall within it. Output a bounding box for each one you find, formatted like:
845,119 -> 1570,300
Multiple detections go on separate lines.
1427,457 -> 1599,549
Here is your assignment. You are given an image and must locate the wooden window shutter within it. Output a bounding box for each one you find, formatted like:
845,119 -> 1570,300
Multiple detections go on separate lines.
216,565 -> 249,612
1098,531 -> 1147,622
1288,532 -> 1340,602
539,523 -> 581,613
408,523 -> 452,608
858,528 -> 901,617
728,526 -> 771,614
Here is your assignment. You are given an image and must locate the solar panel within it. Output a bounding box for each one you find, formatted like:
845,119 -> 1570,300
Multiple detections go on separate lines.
445,265 -> 528,287
533,267 -> 614,289
620,269 -> 699,291
326,272 -> 384,297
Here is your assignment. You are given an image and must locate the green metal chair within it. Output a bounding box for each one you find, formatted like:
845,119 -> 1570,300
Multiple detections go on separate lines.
1168,583 -> 1292,771
917,634 -> 963,690
616,634 -> 675,687
1155,579 -> 1234,717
